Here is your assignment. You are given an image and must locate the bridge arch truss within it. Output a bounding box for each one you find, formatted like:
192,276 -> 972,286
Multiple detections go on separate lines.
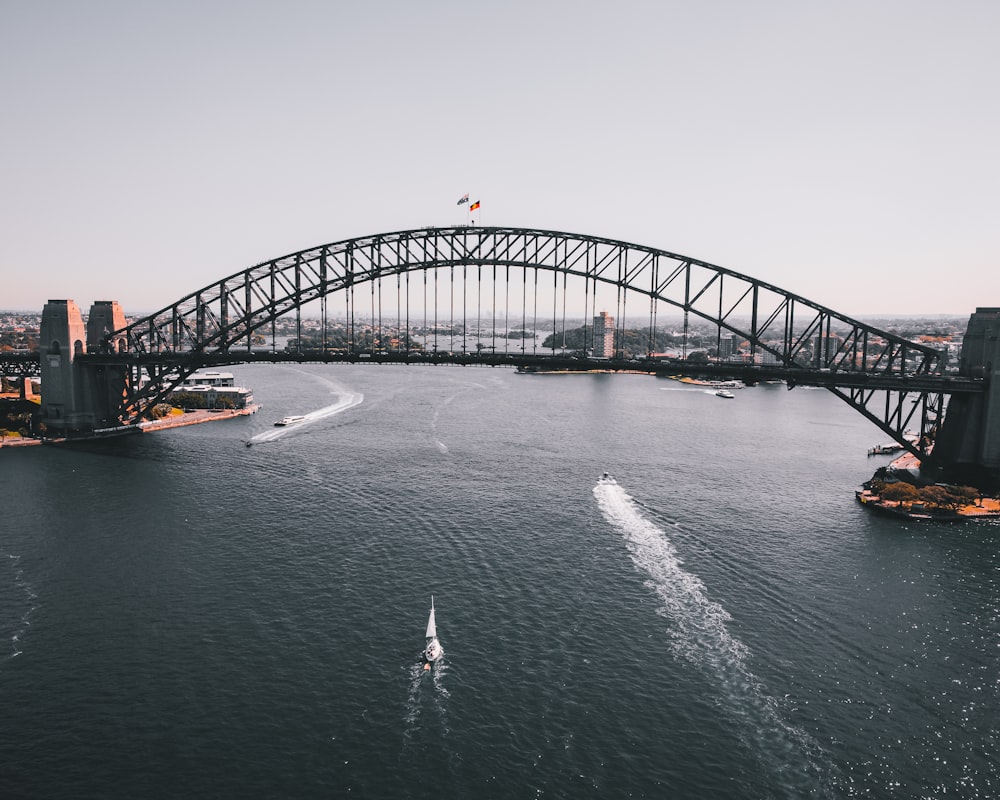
105,227 -> 953,457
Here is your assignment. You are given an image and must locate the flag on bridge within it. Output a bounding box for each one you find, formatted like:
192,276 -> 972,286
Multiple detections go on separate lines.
469,200 -> 481,212
457,193 -> 469,205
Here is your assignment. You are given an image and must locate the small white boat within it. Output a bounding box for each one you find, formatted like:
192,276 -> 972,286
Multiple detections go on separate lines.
423,596 -> 443,667
597,471 -> 617,485
274,415 -> 306,427
715,390 -> 735,399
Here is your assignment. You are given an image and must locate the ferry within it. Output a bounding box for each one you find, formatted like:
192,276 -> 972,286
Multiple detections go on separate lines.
274,415 -> 306,427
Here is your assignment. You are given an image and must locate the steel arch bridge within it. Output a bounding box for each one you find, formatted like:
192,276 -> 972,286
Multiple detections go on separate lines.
77,226 -> 980,459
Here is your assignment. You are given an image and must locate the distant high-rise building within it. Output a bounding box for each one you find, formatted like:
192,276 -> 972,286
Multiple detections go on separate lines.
814,333 -> 843,365
718,333 -> 741,360
593,311 -> 615,358
754,350 -> 781,366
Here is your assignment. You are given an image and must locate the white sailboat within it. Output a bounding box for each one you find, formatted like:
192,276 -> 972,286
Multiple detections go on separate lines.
423,596 -> 443,667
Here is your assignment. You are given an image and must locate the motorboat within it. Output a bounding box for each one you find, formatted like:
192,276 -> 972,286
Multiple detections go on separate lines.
423,596 -> 443,668
274,415 -> 306,427
715,389 -> 735,399
597,472 -> 617,485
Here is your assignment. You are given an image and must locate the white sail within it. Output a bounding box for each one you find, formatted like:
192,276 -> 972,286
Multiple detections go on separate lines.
425,597 -> 437,639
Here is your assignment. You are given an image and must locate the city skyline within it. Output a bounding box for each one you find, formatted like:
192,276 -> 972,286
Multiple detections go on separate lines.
3,1 -> 998,316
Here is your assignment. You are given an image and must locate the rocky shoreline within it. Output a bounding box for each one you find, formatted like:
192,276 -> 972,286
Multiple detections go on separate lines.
855,488 -> 1000,521
856,450 -> 1000,522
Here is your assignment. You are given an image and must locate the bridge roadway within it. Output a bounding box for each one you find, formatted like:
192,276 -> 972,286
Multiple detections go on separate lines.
4,348 -> 984,405
65,349 -> 984,396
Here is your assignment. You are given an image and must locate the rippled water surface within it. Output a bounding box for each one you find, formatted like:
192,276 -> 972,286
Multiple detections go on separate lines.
2,365 -> 997,798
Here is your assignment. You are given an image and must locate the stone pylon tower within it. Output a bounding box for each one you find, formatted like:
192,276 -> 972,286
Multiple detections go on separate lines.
39,299 -> 130,433
39,299 -> 91,431
931,307 -> 1000,486
86,300 -> 127,354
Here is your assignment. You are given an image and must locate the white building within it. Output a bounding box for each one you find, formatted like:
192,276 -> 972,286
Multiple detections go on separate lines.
176,371 -> 235,387
169,371 -> 253,408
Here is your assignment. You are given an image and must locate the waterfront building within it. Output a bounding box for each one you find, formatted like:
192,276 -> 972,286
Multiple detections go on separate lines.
169,384 -> 254,409
168,370 -> 253,409
176,371 -> 235,387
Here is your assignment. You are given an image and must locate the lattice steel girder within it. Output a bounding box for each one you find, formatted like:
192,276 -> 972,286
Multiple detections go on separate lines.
112,226 -> 946,369
112,358 -> 202,423
828,386 -> 947,460
104,226 -> 953,422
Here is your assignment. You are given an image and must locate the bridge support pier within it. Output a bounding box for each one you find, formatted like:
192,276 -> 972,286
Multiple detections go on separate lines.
931,307 -> 1000,488
39,299 -> 129,434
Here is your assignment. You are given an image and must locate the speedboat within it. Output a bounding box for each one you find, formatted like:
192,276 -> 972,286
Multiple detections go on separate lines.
715,390 -> 735,399
597,471 -> 617,485
423,596 -> 443,668
274,415 -> 306,427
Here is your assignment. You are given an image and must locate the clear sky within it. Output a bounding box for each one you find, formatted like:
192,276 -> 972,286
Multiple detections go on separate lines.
2,0 -> 997,316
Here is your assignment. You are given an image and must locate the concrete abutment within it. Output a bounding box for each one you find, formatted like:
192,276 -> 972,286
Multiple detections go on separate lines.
930,307 -> 1000,488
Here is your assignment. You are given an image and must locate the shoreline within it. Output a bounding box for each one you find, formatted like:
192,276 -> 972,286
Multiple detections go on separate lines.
139,404 -> 260,432
0,405 -> 260,447
856,448 -> 1000,521
855,488 -> 1000,521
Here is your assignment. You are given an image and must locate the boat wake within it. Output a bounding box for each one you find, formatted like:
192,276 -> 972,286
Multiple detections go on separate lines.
592,480 -> 835,797
428,381 -> 490,454
430,394 -> 457,454
248,391 -> 363,444
3,554 -> 38,665
402,656 -> 450,740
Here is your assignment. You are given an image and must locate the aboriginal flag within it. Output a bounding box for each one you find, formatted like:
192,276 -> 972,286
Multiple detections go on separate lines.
469,200 -> 481,211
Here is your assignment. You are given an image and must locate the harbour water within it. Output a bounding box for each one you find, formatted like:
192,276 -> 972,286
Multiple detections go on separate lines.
2,364 -> 997,798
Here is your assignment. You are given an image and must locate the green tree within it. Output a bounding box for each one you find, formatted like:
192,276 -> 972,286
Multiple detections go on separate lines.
541,326 -> 681,356
951,485 -> 981,506
919,485 -> 953,508
171,392 -> 207,409
882,482 -> 920,503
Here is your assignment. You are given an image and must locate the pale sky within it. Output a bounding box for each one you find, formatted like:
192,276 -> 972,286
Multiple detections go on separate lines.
2,0 -> 998,317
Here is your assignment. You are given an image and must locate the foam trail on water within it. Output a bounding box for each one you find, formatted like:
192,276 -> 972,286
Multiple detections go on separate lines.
249,391 -> 363,444
593,481 -> 834,797
3,554 -> 38,665
403,659 -> 425,732
431,659 -> 450,720
402,656 -> 450,743
427,382 -> 490,454
430,394 -> 459,454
